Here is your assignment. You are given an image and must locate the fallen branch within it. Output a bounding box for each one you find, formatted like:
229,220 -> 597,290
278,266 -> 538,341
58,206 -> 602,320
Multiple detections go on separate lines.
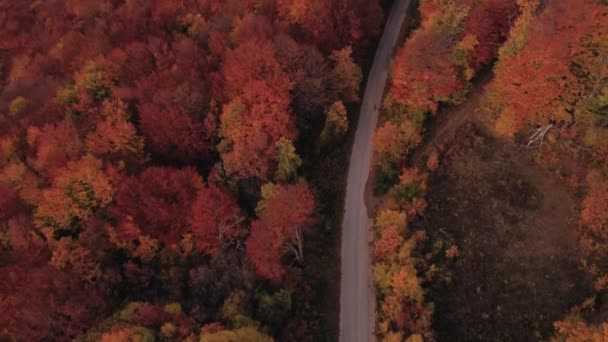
526,124 -> 554,149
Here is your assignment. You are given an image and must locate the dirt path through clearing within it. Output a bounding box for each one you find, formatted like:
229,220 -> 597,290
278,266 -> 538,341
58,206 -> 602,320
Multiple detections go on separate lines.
410,73 -> 492,168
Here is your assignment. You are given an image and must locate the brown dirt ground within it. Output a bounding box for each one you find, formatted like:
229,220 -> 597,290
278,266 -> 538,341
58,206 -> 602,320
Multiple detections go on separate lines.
424,122 -> 592,341
410,72 -> 492,169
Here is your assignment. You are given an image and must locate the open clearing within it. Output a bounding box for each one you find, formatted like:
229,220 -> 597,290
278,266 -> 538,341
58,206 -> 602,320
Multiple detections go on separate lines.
423,122 -> 592,341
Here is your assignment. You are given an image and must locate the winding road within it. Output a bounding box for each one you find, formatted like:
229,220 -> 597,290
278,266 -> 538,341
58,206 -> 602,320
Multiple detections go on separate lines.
339,1 -> 412,341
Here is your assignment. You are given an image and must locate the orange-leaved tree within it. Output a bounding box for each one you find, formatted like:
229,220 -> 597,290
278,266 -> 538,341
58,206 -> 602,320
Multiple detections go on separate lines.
34,156 -> 113,234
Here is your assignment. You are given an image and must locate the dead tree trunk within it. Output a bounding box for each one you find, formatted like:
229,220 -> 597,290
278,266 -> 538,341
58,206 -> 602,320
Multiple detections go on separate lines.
219,217 -> 244,251
285,225 -> 305,264
294,225 -> 304,263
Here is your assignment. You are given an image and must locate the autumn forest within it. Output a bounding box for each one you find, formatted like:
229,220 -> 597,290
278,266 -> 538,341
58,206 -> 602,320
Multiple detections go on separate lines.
1,0 -> 608,341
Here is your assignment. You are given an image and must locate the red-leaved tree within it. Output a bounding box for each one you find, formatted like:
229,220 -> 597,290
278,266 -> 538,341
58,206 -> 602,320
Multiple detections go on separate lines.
189,184 -> 242,256
246,183 -> 315,282
110,167 -> 203,246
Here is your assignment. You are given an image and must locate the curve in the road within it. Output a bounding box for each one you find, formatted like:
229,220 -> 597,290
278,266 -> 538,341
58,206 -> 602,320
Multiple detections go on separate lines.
339,1 -> 412,341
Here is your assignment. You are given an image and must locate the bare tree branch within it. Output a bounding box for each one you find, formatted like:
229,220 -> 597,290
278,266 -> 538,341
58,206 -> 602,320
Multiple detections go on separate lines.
525,124 -> 554,149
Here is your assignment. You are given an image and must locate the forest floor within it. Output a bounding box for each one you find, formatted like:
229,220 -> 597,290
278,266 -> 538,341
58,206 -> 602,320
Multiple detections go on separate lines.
419,87 -> 593,340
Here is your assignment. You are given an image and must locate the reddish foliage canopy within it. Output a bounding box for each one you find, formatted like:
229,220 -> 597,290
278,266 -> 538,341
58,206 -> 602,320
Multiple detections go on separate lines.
0,0 -> 383,339
0,263 -> 106,340
110,167 -> 203,245
391,26 -> 463,113
462,0 -> 519,70
247,183 -> 315,282
189,185 -> 242,256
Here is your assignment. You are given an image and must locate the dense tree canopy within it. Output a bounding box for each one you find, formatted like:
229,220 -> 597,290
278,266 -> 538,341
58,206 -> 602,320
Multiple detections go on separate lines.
110,166 -> 203,246
0,0 -> 382,339
391,0 -> 519,113
490,0 -> 608,136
